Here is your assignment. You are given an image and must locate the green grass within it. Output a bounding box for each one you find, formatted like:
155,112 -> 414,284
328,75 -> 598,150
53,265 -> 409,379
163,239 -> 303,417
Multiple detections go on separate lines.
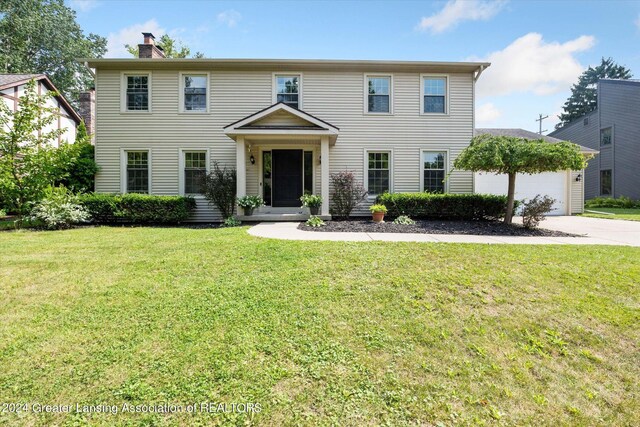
581,207 -> 640,221
1,227 -> 639,426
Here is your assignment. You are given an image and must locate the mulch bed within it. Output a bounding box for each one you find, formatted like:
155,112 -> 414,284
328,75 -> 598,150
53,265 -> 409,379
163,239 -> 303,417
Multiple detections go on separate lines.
298,219 -> 582,237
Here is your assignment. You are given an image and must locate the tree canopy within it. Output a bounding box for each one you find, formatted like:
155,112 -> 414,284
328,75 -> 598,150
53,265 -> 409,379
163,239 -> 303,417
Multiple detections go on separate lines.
126,34 -> 205,58
557,57 -> 632,128
454,134 -> 589,224
0,0 -> 107,107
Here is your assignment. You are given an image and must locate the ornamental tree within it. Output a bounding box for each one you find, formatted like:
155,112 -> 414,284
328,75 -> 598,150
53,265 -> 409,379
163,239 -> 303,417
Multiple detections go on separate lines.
454,134 -> 589,224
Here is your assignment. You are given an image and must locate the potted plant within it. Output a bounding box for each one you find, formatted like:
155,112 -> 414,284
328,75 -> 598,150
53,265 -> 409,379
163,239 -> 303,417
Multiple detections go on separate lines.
300,194 -> 323,215
237,195 -> 264,216
369,204 -> 388,223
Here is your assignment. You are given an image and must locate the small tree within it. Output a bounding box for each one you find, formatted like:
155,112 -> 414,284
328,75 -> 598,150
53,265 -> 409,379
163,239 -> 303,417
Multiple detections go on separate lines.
202,162 -> 237,219
454,134 -> 589,224
55,121 -> 99,192
330,171 -> 367,219
0,79 -> 65,215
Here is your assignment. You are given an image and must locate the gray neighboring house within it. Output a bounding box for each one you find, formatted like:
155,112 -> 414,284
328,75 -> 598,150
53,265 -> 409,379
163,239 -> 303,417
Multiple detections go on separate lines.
550,79 -> 640,200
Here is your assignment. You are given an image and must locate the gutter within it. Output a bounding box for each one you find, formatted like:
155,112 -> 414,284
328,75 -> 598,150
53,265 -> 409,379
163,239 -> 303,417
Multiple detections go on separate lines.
83,61 -> 96,78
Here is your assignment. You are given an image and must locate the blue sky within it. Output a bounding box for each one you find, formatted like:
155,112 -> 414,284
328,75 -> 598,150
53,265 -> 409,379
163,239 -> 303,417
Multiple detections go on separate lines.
68,0 -> 640,133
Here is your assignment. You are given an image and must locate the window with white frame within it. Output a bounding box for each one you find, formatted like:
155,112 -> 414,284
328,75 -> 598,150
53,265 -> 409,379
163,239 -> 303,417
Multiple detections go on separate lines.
367,76 -> 391,113
275,75 -> 300,108
183,151 -> 207,194
126,151 -> 149,193
422,151 -> 446,193
367,151 -> 390,194
125,75 -> 150,111
182,74 -> 208,112
423,76 -> 447,114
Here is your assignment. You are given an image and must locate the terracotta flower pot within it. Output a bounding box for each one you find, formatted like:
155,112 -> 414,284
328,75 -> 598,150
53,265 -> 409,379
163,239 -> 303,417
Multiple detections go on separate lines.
372,212 -> 385,223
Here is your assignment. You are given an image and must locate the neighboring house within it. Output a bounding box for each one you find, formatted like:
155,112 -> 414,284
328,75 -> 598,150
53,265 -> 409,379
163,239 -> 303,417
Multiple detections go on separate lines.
550,79 -> 640,200
83,33 -> 490,221
0,74 -> 82,145
474,129 -> 597,215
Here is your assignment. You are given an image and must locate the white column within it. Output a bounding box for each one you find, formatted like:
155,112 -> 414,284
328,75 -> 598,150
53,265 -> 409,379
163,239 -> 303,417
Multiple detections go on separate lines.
236,136 -> 246,216
320,136 -> 330,216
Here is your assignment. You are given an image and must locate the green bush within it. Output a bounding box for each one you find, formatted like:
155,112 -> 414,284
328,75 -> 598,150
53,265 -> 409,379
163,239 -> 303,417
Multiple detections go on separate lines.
28,186 -> 90,230
376,193 -> 518,221
78,193 -> 196,224
585,196 -> 638,209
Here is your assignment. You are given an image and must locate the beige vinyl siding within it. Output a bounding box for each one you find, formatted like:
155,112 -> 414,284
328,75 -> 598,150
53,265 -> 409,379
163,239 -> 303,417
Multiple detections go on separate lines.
570,170 -> 584,214
95,68 -> 474,220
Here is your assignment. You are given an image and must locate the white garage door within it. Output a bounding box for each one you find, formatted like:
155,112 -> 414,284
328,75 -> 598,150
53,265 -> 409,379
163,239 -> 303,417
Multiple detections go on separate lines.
474,172 -> 568,215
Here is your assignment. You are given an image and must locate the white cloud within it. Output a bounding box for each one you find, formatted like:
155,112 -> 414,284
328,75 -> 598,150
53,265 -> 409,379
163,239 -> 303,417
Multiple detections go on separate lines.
476,102 -> 502,124
70,0 -> 99,12
106,19 -> 166,58
474,33 -> 595,98
416,0 -> 507,33
217,10 -> 241,28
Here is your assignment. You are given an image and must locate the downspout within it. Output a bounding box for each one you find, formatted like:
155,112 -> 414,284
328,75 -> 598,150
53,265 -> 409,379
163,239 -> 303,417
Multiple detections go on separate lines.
473,65 -> 486,82
83,62 -> 96,78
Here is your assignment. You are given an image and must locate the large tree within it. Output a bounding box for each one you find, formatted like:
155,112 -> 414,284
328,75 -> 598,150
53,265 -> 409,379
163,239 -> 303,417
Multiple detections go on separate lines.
557,57 -> 632,128
454,134 -> 589,225
0,0 -> 107,107
126,34 -> 204,58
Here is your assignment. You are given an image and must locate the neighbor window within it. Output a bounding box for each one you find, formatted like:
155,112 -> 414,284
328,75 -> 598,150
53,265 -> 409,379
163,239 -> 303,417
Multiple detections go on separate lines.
125,75 -> 149,111
422,151 -> 446,193
182,74 -> 208,112
183,151 -> 207,194
367,76 -> 391,113
126,151 -> 149,193
423,76 -> 447,114
275,75 -> 300,108
600,127 -> 612,146
600,169 -> 612,196
367,151 -> 390,194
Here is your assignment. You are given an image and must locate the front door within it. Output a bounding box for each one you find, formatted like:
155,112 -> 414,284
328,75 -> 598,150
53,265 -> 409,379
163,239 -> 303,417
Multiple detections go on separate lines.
272,149 -> 303,207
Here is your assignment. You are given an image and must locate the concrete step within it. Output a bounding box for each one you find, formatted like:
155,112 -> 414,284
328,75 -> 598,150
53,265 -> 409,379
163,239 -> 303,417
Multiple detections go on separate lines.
239,214 -> 331,222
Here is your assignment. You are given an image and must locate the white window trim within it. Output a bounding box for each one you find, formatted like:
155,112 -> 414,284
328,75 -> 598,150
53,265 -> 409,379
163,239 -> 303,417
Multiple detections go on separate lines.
120,148 -> 152,194
364,74 -> 393,115
364,149 -> 393,197
178,72 -> 210,113
420,149 -> 450,193
272,72 -> 303,108
120,71 -> 152,113
420,74 -> 449,116
178,148 -> 211,197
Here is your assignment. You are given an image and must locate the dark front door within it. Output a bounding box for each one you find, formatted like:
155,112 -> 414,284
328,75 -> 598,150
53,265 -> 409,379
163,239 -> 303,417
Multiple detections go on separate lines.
272,149 -> 303,207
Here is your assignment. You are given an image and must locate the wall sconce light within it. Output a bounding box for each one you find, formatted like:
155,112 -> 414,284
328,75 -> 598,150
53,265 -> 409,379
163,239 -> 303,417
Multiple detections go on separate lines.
318,155 -> 321,165
575,173 -> 582,182
250,154 -> 255,165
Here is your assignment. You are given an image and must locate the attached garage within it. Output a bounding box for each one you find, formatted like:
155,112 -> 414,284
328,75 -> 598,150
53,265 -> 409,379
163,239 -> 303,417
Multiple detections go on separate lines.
473,129 -> 597,215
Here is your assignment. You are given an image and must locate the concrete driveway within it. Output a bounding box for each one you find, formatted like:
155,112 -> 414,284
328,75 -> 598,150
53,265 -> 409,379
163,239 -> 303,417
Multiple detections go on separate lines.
521,215 -> 640,246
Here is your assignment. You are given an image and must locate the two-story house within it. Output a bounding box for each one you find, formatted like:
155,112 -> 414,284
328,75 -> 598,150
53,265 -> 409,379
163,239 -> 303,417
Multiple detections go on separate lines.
550,79 -> 640,200
83,33 -> 490,221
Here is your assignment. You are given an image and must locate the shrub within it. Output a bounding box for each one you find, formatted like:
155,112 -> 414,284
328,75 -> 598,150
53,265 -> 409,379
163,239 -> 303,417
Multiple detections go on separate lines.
522,195 -> 556,229
56,142 -> 99,193
376,193 -> 518,220
330,171 -> 366,219
78,193 -> 196,224
300,194 -> 323,208
393,215 -> 415,225
0,208 -> 6,217
237,195 -> 264,209
369,204 -> 388,213
222,216 -> 242,227
28,186 -> 90,230
585,196 -> 638,209
305,215 -> 326,227
202,162 -> 236,219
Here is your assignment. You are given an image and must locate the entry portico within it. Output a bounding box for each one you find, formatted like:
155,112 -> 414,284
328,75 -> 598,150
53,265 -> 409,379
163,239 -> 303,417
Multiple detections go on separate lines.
224,102 -> 339,219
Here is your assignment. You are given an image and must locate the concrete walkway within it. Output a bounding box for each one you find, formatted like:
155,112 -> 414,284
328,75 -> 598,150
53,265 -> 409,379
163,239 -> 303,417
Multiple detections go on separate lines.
248,216 -> 640,246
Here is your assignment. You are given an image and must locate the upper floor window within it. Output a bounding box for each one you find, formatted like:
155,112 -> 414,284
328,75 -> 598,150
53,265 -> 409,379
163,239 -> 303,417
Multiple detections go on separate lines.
367,151 -> 391,194
183,151 -> 207,194
366,76 -> 391,113
125,75 -> 150,111
422,76 -> 447,114
275,75 -> 300,109
126,151 -> 149,193
600,127 -> 612,146
422,151 -> 446,193
182,74 -> 208,112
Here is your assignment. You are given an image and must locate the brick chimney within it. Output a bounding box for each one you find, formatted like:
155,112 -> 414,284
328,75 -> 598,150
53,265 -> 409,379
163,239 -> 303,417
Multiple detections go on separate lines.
79,88 -> 95,143
138,32 -> 165,59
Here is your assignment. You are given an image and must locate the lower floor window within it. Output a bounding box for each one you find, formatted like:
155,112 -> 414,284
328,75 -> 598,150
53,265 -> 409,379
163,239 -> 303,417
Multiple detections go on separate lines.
600,169 -> 612,195
422,151 -> 446,193
367,151 -> 390,194
126,151 -> 149,193
184,151 -> 207,194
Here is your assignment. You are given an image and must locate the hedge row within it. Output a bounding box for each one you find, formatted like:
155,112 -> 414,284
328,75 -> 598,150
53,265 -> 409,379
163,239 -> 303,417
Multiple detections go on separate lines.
78,193 -> 196,224
585,196 -> 639,209
376,193 -> 517,220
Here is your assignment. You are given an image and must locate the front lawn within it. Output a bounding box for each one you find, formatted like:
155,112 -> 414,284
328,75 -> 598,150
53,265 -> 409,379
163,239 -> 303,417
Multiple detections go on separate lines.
1,227 -> 638,426
581,207 -> 640,221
